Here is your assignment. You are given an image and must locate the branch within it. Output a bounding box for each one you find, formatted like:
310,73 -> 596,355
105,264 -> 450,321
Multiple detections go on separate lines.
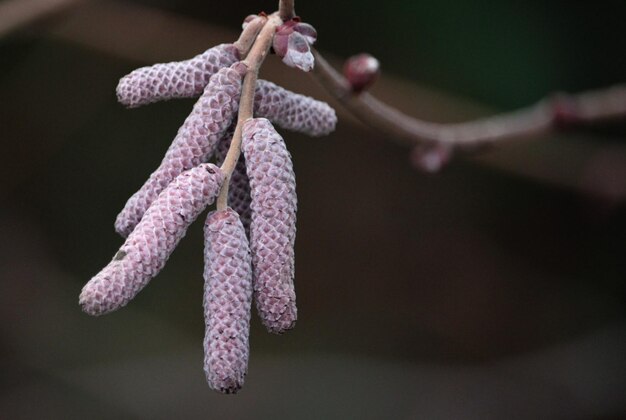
278,0 -> 295,21
311,49 -> 626,152
216,14 -> 282,210
233,15 -> 266,57
0,0 -> 80,38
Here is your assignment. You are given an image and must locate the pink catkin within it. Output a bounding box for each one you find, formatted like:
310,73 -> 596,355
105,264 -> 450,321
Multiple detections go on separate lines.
116,54 -> 336,137
115,63 -> 245,238
116,44 -> 240,108
203,208 -> 253,394
80,164 -> 224,316
242,118 -> 297,334
254,80 -> 336,137
214,126 -> 252,236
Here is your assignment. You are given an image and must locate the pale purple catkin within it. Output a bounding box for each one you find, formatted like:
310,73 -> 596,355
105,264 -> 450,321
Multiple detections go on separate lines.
115,63 -> 245,238
215,127 -> 252,235
116,44 -> 240,108
118,53 -> 336,137
80,164 -> 224,316
203,208 -> 253,394
255,80 -> 337,137
242,118 -> 297,334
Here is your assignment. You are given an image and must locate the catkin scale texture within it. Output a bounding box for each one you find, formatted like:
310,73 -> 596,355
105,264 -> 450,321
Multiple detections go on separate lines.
203,209 -> 253,394
242,118 -> 297,334
116,54 -> 336,137
215,127 -> 252,235
116,44 -> 240,108
80,164 -> 224,316
115,64 -> 245,238
255,80 -> 336,137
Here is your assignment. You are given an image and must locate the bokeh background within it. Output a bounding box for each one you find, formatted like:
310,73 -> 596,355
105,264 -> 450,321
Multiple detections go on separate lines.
1,1 -> 625,419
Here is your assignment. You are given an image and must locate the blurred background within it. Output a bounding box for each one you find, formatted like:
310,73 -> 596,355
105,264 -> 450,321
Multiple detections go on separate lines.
1,0 -> 625,418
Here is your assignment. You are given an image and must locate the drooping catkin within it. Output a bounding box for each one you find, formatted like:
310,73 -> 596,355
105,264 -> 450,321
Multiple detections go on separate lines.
115,63 -> 245,238
203,208 -> 253,394
242,118 -> 297,334
255,80 -> 336,137
80,164 -> 224,316
116,53 -> 336,138
116,44 -> 240,108
214,126 -> 252,235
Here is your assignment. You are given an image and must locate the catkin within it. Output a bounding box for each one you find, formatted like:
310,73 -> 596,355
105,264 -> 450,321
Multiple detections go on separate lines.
242,118 -> 297,334
116,53 -> 336,137
116,44 -> 240,108
80,164 -> 224,316
255,80 -> 336,137
115,63 -> 245,238
214,126 -> 252,236
203,208 -> 253,394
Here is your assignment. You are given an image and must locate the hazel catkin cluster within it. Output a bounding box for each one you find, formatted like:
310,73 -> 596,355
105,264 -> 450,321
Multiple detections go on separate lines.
80,27 -> 336,394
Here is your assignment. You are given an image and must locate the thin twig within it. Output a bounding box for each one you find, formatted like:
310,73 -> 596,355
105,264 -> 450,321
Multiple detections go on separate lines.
0,0 -> 81,38
278,0 -> 295,21
311,49 -> 626,151
217,14 -> 282,210
233,15 -> 266,57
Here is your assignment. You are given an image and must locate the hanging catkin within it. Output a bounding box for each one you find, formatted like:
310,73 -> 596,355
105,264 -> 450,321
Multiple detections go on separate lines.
80,164 -> 224,315
116,44 -> 240,108
203,208 -> 253,394
242,118 -> 297,334
115,63 -> 245,237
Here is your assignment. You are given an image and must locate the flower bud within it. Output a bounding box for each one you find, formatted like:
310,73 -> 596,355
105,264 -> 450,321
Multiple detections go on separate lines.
343,53 -> 380,92
242,118 -> 297,334
203,208 -> 253,394
282,32 -> 314,72
410,143 -> 452,173
293,22 -> 317,45
271,24 -> 292,57
552,93 -> 581,128
255,80 -> 337,137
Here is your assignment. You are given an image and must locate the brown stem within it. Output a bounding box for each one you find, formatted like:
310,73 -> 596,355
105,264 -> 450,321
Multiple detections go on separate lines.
217,14 -> 282,210
311,49 -> 626,151
278,0 -> 295,20
233,15 -> 266,57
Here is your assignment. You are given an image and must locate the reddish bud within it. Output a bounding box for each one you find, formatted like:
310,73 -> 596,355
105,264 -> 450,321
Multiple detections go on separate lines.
552,93 -> 581,128
272,33 -> 290,57
410,143 -> 452,173
274,20 -> 317,58
343,53 -> 380,92
293,22 -> 317,44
